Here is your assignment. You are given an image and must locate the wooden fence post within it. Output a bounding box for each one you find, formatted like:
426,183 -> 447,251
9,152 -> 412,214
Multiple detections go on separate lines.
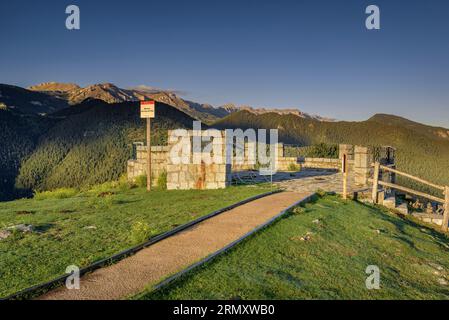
442,186 -> 449,232
371,162 -> 380,204
342,154 -> 348,199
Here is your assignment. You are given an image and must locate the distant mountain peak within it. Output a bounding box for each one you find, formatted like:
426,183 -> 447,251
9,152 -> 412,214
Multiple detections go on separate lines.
228,105 -> 335,122
28,82 -> 80,92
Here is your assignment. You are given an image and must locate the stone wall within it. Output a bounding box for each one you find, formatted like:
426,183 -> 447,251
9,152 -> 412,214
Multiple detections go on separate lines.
298,157 -> 342,170
411,213 -> 444,226
231,142 -> 299,172
166,163 -> 231,190
275,143 -> 299,171
127,146 -> 169,186
127,136 -> 386,190
290,144 -> 355,171
276,157 -> 300,171
231,140 -> 257,171
166,130 -> 231,190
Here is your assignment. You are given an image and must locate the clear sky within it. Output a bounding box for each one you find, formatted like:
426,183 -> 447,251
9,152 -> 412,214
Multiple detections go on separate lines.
1,0 -> 448,127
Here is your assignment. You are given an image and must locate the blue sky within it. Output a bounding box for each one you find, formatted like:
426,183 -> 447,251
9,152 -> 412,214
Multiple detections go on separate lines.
1,0 -> 448,127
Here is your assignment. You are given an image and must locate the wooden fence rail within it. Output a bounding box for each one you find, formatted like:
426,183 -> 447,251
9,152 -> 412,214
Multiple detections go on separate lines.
371,162 -> 449,232
375,180 -> 445,204
379,165 -> 445,191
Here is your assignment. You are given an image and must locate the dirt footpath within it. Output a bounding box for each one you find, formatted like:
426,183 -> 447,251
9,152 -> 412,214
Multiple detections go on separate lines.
39,191 -> 310,300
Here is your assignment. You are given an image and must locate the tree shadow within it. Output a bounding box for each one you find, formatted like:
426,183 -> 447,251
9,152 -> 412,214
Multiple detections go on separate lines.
357,201 -> 449,250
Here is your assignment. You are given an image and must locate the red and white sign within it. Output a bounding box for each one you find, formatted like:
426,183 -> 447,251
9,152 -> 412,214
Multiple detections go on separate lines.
140,100 -> 155,118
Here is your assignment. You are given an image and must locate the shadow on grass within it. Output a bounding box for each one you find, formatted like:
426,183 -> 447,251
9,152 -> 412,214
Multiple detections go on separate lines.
356,201 -> 448,250
114,199 -> 140,205
34,223 -> 55,233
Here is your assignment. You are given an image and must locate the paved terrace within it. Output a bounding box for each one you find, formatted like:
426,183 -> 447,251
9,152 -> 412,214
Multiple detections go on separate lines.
233,169 -> 366,195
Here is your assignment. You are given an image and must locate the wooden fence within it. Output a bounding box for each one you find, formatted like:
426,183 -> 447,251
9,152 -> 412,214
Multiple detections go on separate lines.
371,162 -> 449,232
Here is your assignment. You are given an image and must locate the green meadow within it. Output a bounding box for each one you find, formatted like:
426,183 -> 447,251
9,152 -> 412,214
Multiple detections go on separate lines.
0,182 -> 271,297
140,195 -> 449,300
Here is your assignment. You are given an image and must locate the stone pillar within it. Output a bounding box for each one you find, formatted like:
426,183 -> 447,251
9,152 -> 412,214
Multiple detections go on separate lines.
353,146 -> 372,186
339,144 -> 353,160
339,144 -> 353,173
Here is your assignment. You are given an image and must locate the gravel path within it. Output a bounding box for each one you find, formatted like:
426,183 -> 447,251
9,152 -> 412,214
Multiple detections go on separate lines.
39,191 -> 310,300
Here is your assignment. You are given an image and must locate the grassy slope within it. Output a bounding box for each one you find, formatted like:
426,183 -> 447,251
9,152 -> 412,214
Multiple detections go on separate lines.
0,184 -> 271,297
141,195 -> 449,300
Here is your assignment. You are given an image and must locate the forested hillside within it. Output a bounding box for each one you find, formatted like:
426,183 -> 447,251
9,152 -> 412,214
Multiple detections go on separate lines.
15,101 -> 195,192
0,84 -> 68,114
0,110 -> 56,200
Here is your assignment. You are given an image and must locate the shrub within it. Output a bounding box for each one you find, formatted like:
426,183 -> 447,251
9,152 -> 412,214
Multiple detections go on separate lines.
135,175 -> 147,188
87,194 -> 115,210
287,163 -> 301,172
292,207 -> 305,215
130,221 -> 153,244
309,143 -> 338,158
284,143 -> 339,159
85,181 -> 116,194
157,171 -> 167,190
34,188 -> 78,200
83,175 -> 133,195
117,174 -> 133,191
316,189 -> 327,198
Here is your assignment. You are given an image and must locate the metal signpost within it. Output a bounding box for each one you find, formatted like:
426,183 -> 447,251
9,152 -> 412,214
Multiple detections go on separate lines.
140,100 -> 155,191
342,154 -> 348,199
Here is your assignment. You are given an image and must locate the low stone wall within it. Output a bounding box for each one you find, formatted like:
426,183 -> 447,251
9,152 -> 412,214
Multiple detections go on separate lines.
411,213 -> 444,226
276,157 -> 300,171
231,142 -> 299,172
232,162 -> 256,172
126,139 -> 385,191
298,157 -> 341,170
127,146 -> 169,186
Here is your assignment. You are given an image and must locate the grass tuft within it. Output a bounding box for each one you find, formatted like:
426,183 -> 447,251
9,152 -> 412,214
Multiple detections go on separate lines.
130,221 -> 153,244
134,175 -> 147,188
157,171 -> 167,190
287,163 -> 301,172
34,188 -> 78,200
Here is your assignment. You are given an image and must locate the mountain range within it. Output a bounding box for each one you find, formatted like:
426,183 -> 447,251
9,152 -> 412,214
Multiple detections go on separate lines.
1,82 -> 333,123
1,81 -> 448,201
